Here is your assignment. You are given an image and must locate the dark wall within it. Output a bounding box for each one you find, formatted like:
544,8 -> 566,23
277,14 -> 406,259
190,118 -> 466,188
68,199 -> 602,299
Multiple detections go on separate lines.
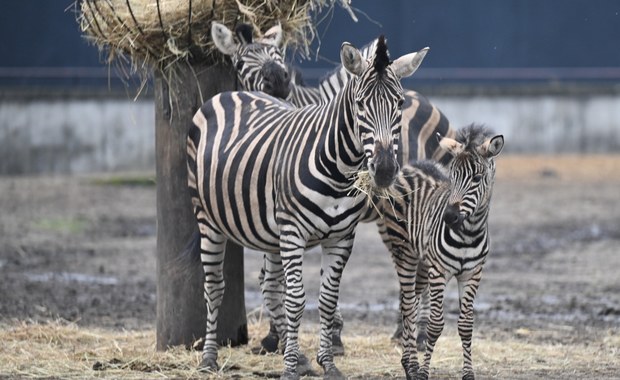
1,0 -> 619,87
297,0 -> 620,84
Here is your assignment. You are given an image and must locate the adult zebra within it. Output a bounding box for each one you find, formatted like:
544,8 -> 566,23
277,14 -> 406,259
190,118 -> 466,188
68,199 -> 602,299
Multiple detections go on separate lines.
211,21 -> 321,106
186,36 -> 429,379
211,21 -> 346,355
376,125 -> 504,380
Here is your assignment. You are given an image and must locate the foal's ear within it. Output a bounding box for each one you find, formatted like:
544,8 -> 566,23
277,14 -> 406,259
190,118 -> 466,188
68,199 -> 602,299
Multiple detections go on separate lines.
258,22 -> 283,47
211,22 -> 238,56
437,133 -> 465,156
391,47 -> 429,79
477,135 -> 505,158
341,42 -> 368,76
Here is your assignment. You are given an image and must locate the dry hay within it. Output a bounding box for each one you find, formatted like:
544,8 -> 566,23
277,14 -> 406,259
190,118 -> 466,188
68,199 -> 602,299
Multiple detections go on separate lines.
1,320 -> 619,379
77,0 -> 351,73
350,169 -> 417,225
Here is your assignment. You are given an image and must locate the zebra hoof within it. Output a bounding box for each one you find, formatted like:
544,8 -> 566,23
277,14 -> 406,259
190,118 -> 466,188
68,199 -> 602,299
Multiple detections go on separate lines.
297,353 -> 318,376
259,333 -> 280,354
197,357 -> 218,373
323,366 -> 344,380
331,335 -> 345,356
280,369 -> 300,380
462,372 -> 475,380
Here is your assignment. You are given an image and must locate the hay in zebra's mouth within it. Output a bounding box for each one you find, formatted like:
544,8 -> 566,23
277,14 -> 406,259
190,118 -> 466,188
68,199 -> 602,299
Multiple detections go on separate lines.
350,170 -> 399,217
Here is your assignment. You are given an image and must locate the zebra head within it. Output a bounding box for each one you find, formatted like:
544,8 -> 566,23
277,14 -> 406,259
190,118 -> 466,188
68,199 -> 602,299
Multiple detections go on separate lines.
439,126 -> 504,229
340,37 -> 429,189
211,22 -> 291,99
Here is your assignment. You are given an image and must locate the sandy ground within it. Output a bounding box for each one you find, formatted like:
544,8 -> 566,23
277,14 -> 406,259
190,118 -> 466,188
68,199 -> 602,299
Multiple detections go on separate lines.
1,155 -> 619,378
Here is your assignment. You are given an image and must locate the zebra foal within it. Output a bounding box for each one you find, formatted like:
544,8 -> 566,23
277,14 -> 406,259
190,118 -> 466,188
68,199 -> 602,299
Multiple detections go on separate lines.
186,36 -> 428,379
377,125 -> 504,380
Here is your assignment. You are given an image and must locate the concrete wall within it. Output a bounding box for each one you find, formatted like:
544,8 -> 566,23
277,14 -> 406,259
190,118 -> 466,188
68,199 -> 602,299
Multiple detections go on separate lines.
0,98 -> 154,174
433,93 -> 620,154
0,91 -> 618,175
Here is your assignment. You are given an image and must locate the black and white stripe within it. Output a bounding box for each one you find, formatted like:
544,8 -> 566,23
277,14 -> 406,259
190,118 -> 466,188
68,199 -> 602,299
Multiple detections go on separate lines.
187,37 -> 428,379
378,125 -> 504,380
212,22 -> 292,99
319,39 -> 455,164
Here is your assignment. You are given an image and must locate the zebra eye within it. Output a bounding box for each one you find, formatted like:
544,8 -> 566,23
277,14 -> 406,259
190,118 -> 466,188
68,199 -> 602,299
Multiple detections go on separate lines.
397,98 -> 404,109
235,60 -> 244,71
472,174 -> 483,182
356,100 -> 364,111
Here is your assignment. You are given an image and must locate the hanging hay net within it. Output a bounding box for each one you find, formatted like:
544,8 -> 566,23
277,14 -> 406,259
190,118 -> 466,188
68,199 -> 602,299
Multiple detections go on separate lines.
77,0 -> 352,74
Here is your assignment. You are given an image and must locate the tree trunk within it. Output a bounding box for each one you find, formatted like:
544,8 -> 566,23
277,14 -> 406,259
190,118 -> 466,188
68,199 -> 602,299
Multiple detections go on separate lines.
155,61 -> 248,350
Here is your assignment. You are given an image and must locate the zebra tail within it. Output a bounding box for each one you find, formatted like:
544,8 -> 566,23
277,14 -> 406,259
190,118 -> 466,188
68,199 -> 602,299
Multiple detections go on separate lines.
167,229 -> 203,280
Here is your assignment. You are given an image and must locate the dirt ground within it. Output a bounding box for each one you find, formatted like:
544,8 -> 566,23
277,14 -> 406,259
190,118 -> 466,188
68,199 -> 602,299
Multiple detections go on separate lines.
1,155 -> 619,378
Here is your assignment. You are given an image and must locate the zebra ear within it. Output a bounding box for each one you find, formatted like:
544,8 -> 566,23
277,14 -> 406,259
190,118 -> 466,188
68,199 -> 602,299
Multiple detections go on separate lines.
259,23 -> 283,47
341,42 -> 368,76
211,22 -> 238,56
478,135 -> 505,158
439,135 -> 465,156
391,47 -> 429,79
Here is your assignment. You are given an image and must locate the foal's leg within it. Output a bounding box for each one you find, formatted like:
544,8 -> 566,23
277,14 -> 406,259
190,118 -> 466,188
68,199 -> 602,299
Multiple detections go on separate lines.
457,267 -> 483,380
390,247 -> 420,380
418,266 -> 449,380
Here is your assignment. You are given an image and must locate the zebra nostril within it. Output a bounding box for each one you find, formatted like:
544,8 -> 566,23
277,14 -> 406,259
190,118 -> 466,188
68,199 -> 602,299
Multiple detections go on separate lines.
368,162 -> 376,173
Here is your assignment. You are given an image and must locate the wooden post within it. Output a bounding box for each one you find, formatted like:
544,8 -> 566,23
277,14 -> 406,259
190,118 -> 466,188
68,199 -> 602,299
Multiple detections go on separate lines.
155,61 -> 248,350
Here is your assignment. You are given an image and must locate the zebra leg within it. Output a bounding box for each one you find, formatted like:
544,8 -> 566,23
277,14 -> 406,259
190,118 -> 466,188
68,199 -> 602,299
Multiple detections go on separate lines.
456,267 -> 483,380
415,264 -> 431,351
316,237 -> 355,380
391,249 -> 420,380
279,232 -> 307,380
196,227 -> 227,372
259,253 -> 286,354
417,267 -> 448,380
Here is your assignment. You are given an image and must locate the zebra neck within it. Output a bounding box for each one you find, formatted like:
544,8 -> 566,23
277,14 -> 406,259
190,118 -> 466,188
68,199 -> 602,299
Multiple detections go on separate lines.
440,200 -> 489,246
316,87 -> 365,188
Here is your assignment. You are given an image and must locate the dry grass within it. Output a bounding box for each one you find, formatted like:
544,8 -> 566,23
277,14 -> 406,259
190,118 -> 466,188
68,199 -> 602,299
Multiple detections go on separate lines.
1,320 -> 618,379
77,0 -> 345,71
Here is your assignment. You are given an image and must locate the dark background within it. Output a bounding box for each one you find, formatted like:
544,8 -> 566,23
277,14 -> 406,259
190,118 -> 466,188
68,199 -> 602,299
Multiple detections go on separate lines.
1,0 -> 619,89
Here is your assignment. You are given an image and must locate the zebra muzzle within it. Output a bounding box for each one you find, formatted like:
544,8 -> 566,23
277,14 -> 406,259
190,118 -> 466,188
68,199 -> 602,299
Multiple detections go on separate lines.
443,203 -> 465,229
368,147 -> 399,189
261,61 -> 291,100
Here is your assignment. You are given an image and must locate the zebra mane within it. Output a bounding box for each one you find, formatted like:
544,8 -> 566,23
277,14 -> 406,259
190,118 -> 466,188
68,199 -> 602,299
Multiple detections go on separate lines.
410,160 -> 448,182
455,124 -> 495,151
373,35 -> 391,74
235,23 -> 253,44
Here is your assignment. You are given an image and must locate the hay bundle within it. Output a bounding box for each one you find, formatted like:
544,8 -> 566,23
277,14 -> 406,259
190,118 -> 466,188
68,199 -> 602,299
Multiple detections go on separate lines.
78,0 -> 344,71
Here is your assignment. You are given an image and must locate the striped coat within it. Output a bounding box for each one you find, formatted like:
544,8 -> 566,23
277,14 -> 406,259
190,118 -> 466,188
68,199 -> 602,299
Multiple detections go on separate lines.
377,125 -> 504,380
